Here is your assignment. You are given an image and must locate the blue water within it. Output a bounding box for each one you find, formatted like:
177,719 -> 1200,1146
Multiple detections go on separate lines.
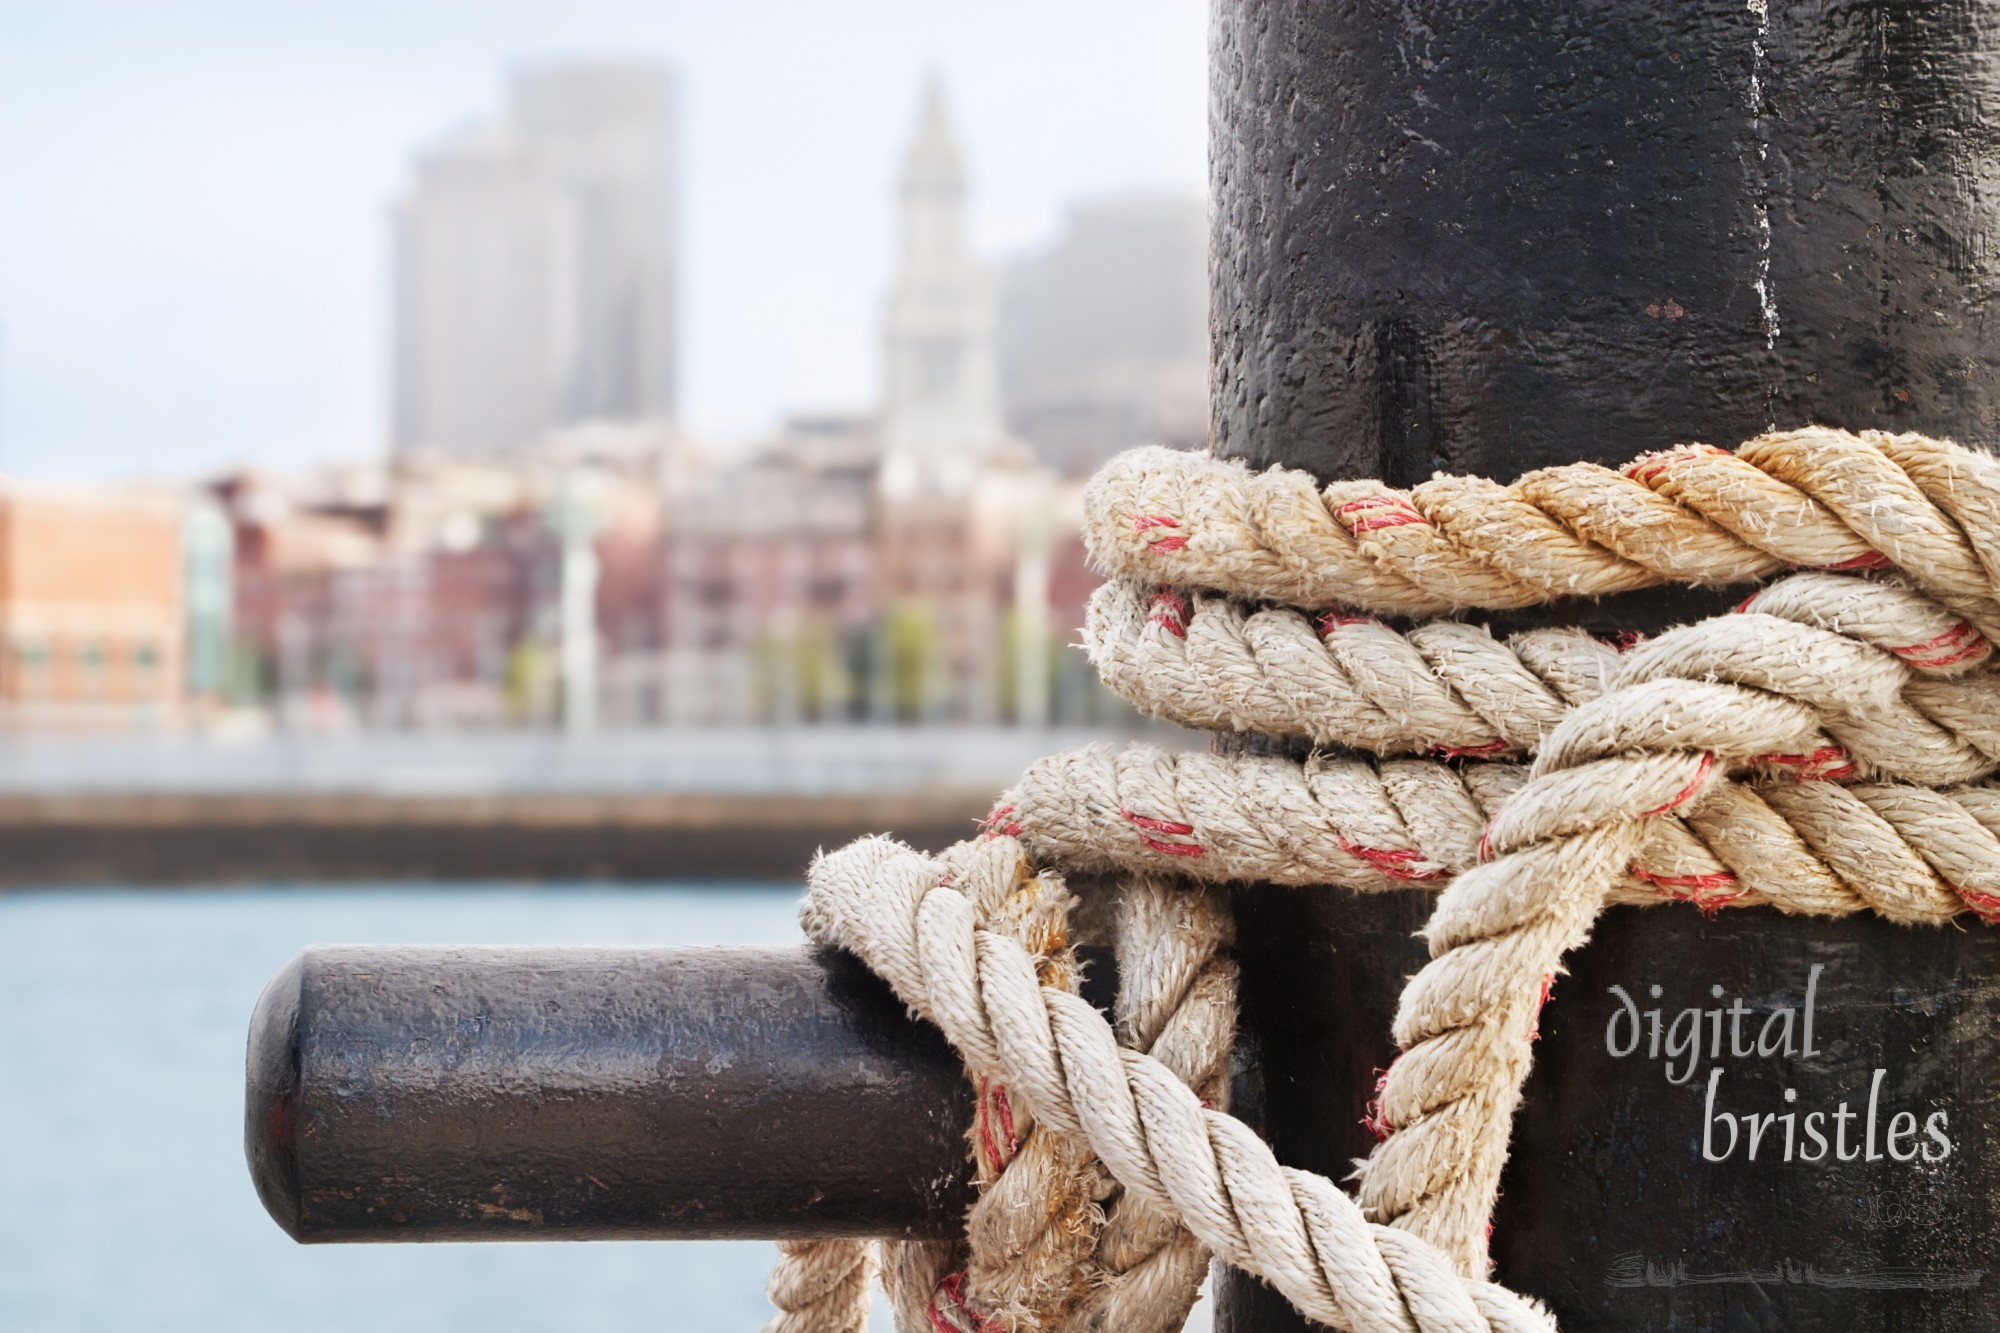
0,884 -> 878,1332
0,885 -> 1216,1332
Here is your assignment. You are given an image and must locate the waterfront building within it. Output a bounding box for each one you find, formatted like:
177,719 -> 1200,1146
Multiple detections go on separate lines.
998,192 -> 1209,477
877,79 -> 1007,500
182,494 -> 236,707
223,464 -> 558,730
393,63 -> 678,459
0,483 -> 185,726
155,75 -> 1138,735
642,415 -> 881,727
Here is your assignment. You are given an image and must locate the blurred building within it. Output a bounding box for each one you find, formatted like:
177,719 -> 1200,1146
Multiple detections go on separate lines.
514,66 -> 680,428
878,79 -> 1006,499
630,415 -> 881,727
868,83 -> 1036,722
16,75 -> 1156,738
223,463 -> 559,730
182,495 -> 236,707
599,414 -> 1102,731
394,63 -> 678,459
590,76 -> 1125,728
999,192 -> 1209,477
0,483 -> 184,725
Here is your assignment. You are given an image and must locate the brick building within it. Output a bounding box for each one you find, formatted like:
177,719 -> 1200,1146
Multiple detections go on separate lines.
223,468 -> 559,730
0,483 -> 185,726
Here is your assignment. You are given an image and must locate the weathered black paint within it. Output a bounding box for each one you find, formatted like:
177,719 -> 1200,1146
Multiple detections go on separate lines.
240,3 -> 2000,1323
1211,1 -> 2000,484
1220,894 -> 2000,1332
247,945 -> 979,1242
247,941 -> 1123,1243
1209,3 -> 2000,1329
1503,908 -> 2000,1331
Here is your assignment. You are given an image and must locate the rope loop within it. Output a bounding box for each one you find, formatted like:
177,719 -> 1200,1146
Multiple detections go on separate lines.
768,427 -> 2000,1330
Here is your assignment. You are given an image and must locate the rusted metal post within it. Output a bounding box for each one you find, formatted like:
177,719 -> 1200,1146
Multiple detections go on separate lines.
1209,3 -> 2000,1329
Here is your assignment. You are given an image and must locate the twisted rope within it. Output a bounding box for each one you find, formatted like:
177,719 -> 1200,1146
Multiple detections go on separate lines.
788,427 -> 2000,1328
768,838 -> 1101,1333
1058,878 -> 1235,1332
804,835 -> 1557,1333
927,836 -> 1104,1332
1335,608 -> 2000,1275
766,1240 -> 876,1333
995,738 -> 2000,923
1084,430 -> 2000,630
769,841 -> 1226,1333
1086,580 -> 1606,758
1086,572 -> 1992,755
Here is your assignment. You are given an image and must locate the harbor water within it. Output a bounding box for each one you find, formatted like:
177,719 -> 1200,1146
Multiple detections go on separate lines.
0,884 -> 1212,1331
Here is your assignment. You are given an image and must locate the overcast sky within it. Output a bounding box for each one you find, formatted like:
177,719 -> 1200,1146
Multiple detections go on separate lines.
0,0 -> 1206,481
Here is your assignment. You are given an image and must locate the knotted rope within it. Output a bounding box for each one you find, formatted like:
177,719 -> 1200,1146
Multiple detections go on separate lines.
769,846 -> 1227,1333
766,838 -> 1110,1333
804,835 -> 1555,1333
764,426 -> 2000,1331
912,835 -> 1104,1331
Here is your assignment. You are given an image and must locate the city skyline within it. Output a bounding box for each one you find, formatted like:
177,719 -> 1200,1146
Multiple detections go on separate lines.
0,1 -> 1206,482
0,65 -> 1208,735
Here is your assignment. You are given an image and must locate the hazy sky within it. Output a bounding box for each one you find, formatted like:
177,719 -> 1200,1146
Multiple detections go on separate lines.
0,1 -> 1206,481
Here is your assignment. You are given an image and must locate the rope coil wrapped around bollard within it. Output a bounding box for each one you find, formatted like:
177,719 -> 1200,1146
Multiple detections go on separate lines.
765,427 -> 2000,1331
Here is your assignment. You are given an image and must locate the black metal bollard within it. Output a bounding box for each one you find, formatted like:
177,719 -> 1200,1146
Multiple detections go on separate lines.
245,4 -> 2000,1327
246,945 -> 977,1242
1210,3 -> 2000,1329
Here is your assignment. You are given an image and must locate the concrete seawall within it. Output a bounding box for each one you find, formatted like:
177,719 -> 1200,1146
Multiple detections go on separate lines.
0,789 -> 992,886
0,727 -> 1190,886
